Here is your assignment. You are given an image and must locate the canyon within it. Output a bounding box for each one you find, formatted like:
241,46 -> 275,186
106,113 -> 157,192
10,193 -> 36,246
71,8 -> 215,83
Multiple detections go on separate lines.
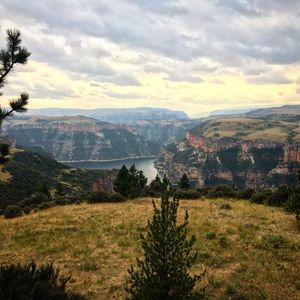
155,116 -> 300,189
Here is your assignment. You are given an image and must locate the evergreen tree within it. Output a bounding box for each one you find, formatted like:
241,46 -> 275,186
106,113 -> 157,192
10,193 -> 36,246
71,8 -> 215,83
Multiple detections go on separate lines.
162,174 -> 170,191
138,170 -> 147,191
114,164 -> 148,197
0,29 -> 30,123
148,175 -> 165,197
114,165 -> 131,197
126,193 -> 202,299
179,173 -> 190,190
154,174 -> 162,183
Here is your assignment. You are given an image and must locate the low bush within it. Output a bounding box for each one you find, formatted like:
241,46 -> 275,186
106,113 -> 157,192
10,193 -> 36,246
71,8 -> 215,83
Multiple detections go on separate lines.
174,188 -> 200,199
285,188 -> 300,220
219,236 -> 229,248
207,185 -> 236,199
0,261 -> 86,300
87,191 -> 125,203
147,181 -> 165,197
55,198 -> 72,206
38,202 -> 53,210
19,193 -> 49,208
259,234 -> 288,250
266,186 -> 290,207
250,190 -> 272,204
220,203 -> 232,210
236,188 -> 255,200
206,231 -> 217,240
22,206 -> 31,215
4,205 -> 22,219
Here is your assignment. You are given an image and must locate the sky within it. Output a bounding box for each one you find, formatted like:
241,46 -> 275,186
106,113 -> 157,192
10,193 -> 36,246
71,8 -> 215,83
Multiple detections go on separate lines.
0,0 -> 299,117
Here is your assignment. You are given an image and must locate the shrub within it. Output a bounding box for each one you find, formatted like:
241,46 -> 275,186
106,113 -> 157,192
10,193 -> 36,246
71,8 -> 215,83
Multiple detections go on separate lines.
19,193 -> 49,208
250,189 -> 272,204
206,231 -> 217,240
266,186 -> 290,207
38,202 -> 52,210
147,176 -> 165,197
259,234 -> 288,250
219,236 -> 229,248
0,261 -> 86,299
55,198 -> 72,206
207,185 -> 236,199
22,207 -> 31,215
174,188 -> 200,200
88,191 -> 125,203
236,188 -> 255,200
220,203 -> 232,210
4,205 -> 22,219
285,188 -> 300,220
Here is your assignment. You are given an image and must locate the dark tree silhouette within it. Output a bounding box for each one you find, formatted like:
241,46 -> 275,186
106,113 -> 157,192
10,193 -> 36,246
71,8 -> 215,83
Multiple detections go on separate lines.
179,173 -> 191,190
0,29 -> 30,123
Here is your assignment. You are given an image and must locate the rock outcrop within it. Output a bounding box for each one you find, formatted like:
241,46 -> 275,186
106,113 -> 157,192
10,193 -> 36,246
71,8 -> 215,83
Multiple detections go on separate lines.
155,117 -> 300,189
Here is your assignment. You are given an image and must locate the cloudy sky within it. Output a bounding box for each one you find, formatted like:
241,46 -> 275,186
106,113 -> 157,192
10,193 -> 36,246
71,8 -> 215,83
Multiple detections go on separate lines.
0,0 -> 299,117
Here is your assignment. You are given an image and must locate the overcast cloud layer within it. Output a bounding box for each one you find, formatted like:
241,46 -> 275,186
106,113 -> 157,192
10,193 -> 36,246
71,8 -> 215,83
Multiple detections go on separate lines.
0,0 -> 299,116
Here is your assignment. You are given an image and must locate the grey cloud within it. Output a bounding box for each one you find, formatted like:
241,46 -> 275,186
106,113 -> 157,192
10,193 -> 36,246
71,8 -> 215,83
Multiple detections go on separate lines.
1,0 -> 300,87
127,0 -> 188,16
247,73 -> 293,85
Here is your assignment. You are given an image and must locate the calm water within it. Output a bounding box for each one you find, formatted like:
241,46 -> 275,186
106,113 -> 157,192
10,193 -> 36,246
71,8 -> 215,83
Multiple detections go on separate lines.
64,157 -> 158,181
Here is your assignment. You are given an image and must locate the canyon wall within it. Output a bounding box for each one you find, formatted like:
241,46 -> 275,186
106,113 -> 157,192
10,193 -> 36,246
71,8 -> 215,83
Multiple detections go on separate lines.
155,132 -> 300,189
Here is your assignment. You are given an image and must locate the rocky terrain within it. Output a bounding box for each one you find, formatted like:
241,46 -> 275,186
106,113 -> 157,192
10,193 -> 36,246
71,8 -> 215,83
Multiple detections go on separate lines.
3,116 -> 159,161
155,115 -> 300,189
133,119 -> 202,146
25,107 -> 196,147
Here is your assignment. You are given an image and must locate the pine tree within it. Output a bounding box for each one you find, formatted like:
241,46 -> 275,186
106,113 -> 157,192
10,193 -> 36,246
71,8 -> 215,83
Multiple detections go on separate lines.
162,174 -> 170,190
179,173 -> 190,190
126,193 -> 202,300
114,165 -> 131,197
0,29 -> 30,123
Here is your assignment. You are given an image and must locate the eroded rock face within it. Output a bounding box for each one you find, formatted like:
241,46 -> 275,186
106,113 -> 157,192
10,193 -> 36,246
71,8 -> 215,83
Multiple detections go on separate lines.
155,133 -> 300,189
4,117 -> 159,161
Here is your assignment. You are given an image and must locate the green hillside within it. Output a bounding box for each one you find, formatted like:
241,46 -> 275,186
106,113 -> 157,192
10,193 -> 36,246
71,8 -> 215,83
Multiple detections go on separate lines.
190,117 -> 300,142
0,199 -> 299,299
0,148 -> 116,210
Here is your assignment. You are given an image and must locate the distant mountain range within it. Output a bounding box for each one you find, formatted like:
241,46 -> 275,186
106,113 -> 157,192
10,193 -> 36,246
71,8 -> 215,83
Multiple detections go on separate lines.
27,107 -> 189,124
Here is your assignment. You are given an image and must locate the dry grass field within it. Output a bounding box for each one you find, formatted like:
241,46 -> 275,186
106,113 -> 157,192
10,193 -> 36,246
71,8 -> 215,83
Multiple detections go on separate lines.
0,198 -> 299,299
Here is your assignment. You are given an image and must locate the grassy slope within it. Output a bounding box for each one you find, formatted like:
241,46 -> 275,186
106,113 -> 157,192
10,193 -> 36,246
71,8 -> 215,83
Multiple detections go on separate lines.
0,198 -> 299,299
190,117 -> 300,142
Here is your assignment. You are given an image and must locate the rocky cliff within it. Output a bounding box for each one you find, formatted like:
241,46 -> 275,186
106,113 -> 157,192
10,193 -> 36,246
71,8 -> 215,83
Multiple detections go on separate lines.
155,116 -> 300,189
4,116 -> 159,161
133,119 -> 202,146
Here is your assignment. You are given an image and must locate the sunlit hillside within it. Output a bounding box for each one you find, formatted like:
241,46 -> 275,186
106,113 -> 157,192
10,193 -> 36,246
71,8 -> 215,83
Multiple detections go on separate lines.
0,199 -> 299,299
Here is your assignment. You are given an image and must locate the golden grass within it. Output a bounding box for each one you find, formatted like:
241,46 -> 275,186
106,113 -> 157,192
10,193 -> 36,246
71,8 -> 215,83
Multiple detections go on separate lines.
0,198 -> 299,299
0,166 -> 11,182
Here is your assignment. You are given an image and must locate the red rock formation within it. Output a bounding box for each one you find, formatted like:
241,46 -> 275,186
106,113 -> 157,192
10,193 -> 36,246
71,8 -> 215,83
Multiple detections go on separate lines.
284,144 -> 300,163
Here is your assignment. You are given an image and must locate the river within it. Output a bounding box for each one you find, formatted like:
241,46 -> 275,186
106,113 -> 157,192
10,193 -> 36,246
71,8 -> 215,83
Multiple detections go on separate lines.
63,157 -> 158,182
